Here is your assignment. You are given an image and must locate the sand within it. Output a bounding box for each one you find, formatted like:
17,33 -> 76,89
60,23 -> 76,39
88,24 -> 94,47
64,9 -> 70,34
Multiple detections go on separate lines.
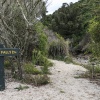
0,60 -> 100,100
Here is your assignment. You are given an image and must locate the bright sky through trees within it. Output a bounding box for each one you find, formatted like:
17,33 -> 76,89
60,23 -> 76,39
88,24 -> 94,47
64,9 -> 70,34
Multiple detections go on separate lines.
47,0 -> 79,14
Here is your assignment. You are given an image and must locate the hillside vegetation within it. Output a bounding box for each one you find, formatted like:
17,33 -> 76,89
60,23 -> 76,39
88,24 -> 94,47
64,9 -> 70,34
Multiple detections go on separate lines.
42,0 -> 100,55
0,0 -> 100,85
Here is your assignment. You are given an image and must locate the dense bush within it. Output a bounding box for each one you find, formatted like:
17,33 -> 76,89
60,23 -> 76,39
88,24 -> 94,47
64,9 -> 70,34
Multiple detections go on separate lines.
33,74 -> 50,86
4,60 -> 11,69
23,74 -> 50,86
23,63 -> 41,75
32,49 -> 53,74
84,64 -> 100,78
64,56 -> 73,64
38,33 -> 48,56
88,17 -> 100,58
32,50 -> 52,66
49,41 -> 68,60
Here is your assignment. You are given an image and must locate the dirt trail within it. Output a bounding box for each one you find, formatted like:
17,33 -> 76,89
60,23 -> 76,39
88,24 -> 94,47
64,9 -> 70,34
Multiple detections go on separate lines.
0,60 -> 100,100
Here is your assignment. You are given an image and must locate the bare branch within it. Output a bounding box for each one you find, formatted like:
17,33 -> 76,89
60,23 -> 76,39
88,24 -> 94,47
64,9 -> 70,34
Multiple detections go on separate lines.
16,0 -> 32,26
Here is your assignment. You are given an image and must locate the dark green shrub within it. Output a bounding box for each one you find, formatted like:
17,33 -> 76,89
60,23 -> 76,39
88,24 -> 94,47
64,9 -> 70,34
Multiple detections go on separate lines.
64,56 -> 73,64
38,33 -> 48,56
84,64 -> 100,79
32,49 -> 53,67
23,74 -> 50,86
32,50 -> 41,65
32,50 -> 53,74
40,57 -> 53,74
49,41 -> 68,60
88,17 -> 100,59
33,74 -> 50,86
23,63 -> 41,75
95,66 -> 100,73
4,60 -> 11,69
87,65 -> 100,74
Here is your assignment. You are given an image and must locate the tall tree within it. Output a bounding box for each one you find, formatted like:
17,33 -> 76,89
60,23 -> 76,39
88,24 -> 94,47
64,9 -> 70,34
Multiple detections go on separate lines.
0,0 -> 47,60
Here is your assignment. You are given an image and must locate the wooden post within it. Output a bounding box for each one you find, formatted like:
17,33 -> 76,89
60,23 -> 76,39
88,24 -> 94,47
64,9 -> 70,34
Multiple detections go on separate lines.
0,44 -> 20,91
0,44 -> 5,91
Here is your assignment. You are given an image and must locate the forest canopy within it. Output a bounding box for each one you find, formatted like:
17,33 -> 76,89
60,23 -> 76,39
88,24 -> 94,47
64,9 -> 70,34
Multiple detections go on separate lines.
42,0 -> 100,54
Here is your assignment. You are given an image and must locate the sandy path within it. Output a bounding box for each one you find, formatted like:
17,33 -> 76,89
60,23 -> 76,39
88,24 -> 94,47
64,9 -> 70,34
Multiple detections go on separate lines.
0,60 -> 100,100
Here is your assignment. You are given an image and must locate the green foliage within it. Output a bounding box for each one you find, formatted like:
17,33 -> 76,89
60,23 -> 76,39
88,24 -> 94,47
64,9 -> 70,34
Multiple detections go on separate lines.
4,60 -> 11,69
49,41 -> 68,60
42,2 -> 84,39
23,74 -> 50,86
71,34 -> 83,47
33,74 -> 50,86
88,16 -> 100,58
40,58 -> 53,74
89,43 -> 100,58
14,85 -> 29,91
32,50 -> 52,66
32,50 -> 41,65
85,64 -> 100,74
55,32 -> 65,41
94,66 -> 100,73
35,22 -> 45,33
42,0 -> 100,54
32,49 -> 53,74
23,63 -> 41,75
89,18 -> 100,43
64,56 -> 73,64
21,43 -> 52,85
35,23 -> 48,56
38,33 -> 48,56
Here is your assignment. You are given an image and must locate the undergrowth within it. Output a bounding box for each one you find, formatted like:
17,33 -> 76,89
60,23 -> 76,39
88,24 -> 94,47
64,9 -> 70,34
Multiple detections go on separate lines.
22,74 -> 50,86
23,63 -> 42,75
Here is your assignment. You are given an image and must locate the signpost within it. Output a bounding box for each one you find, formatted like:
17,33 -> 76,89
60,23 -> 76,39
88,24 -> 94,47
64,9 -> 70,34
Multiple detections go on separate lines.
0,44 -> 19,91
0,48 -> 19,56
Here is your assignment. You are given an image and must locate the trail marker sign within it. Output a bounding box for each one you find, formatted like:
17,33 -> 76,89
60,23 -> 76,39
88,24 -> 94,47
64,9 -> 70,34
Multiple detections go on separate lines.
0,44 -> 19,91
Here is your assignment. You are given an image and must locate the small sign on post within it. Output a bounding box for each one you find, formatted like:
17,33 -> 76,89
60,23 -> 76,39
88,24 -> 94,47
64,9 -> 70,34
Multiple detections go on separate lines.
0,44 -> 19,91
0,48 -> 19,56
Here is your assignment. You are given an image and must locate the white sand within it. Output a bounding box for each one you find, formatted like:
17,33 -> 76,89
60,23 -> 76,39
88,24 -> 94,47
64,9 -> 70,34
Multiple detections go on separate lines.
0,60 -> 100,100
